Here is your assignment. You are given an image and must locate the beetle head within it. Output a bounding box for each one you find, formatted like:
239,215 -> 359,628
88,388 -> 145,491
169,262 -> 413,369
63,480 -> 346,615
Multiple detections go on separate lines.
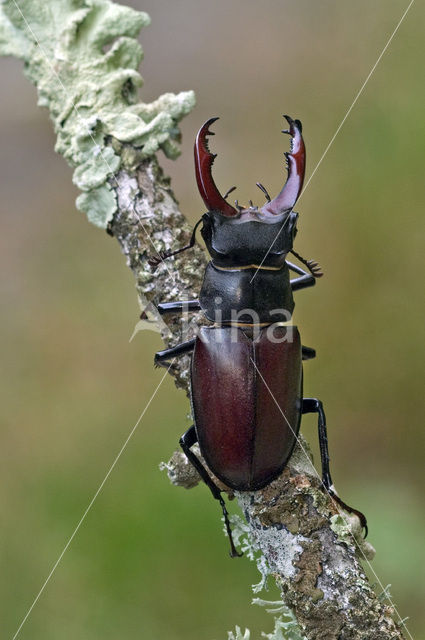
194,116 -> 305,267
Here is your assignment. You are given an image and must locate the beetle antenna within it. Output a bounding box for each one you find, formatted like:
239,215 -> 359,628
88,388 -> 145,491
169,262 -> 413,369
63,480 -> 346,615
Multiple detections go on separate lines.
223,185 -> 237,200
256,182 -> 271,203
148,218 -> 203,268
290,248 -> 324,278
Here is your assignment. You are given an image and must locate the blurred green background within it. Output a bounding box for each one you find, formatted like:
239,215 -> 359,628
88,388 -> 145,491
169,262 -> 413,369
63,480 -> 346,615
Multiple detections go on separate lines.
1,0 -> 424,638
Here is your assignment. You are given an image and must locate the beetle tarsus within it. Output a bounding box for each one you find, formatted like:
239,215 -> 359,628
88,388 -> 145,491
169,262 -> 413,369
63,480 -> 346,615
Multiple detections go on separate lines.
219,496 -> 243,558
290,249 -> 324,278
327,489 -> 369,538
148,250 -> 170,268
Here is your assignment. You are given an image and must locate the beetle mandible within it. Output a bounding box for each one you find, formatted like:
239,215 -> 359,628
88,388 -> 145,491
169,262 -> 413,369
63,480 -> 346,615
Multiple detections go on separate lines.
153,116 -> 367,557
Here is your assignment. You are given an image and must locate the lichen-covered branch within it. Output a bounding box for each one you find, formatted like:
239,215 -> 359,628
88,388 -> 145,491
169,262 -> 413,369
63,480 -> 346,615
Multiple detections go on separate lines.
0,0 -> 195,226
0,1 -> 407,638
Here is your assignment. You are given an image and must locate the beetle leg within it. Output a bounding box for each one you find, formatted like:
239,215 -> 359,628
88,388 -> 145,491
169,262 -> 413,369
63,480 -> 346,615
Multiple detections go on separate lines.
302,345 -> 316,361
154,338 -> 195,367
157,300 -> 201,315
180,426 -> 242,558
287,260 -> 316,292
302,398 -> 368,537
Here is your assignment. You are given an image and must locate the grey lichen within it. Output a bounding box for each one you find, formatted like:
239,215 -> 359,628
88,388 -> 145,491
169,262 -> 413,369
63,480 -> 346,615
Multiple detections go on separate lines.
0,0 -> 195,227
235,493 -> 306,583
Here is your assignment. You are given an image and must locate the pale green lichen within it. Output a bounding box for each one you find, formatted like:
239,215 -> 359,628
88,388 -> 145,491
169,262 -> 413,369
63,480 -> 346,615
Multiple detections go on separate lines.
0,0 -> 195,227
227,600 -> 307,640
260,616 -> 305,640
254,600 -> 307,640
228,627 -> 251,640
76,183 -> 117,227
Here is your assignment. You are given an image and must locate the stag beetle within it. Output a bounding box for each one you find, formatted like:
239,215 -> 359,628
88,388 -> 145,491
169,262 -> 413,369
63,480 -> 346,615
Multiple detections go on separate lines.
153,116 -> 367,557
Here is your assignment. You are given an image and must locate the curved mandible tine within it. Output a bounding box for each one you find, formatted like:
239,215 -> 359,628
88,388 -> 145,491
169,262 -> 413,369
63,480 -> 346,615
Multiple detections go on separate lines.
194,118 -> 238,217
256,182 -> 271,203
261,115 -> 306,215
223,185 -> 237,200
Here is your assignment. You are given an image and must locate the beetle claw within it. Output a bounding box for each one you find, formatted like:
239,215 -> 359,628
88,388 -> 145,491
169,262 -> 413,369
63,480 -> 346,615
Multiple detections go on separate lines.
154,354 -> 170,369
306,259 -> 323,278
148,249 -> 171,268
327,489 -> 368,538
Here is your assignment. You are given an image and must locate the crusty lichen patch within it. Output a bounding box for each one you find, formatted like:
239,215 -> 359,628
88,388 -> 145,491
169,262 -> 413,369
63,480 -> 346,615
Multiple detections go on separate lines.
293,539 -> 324,604
0,0 -> 195,227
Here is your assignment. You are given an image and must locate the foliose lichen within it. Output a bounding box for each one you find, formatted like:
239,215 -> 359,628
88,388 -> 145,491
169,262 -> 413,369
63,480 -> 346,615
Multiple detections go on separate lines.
228,627 -> 251,640
227,598 -> 307,640
0,0 -> 195,227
